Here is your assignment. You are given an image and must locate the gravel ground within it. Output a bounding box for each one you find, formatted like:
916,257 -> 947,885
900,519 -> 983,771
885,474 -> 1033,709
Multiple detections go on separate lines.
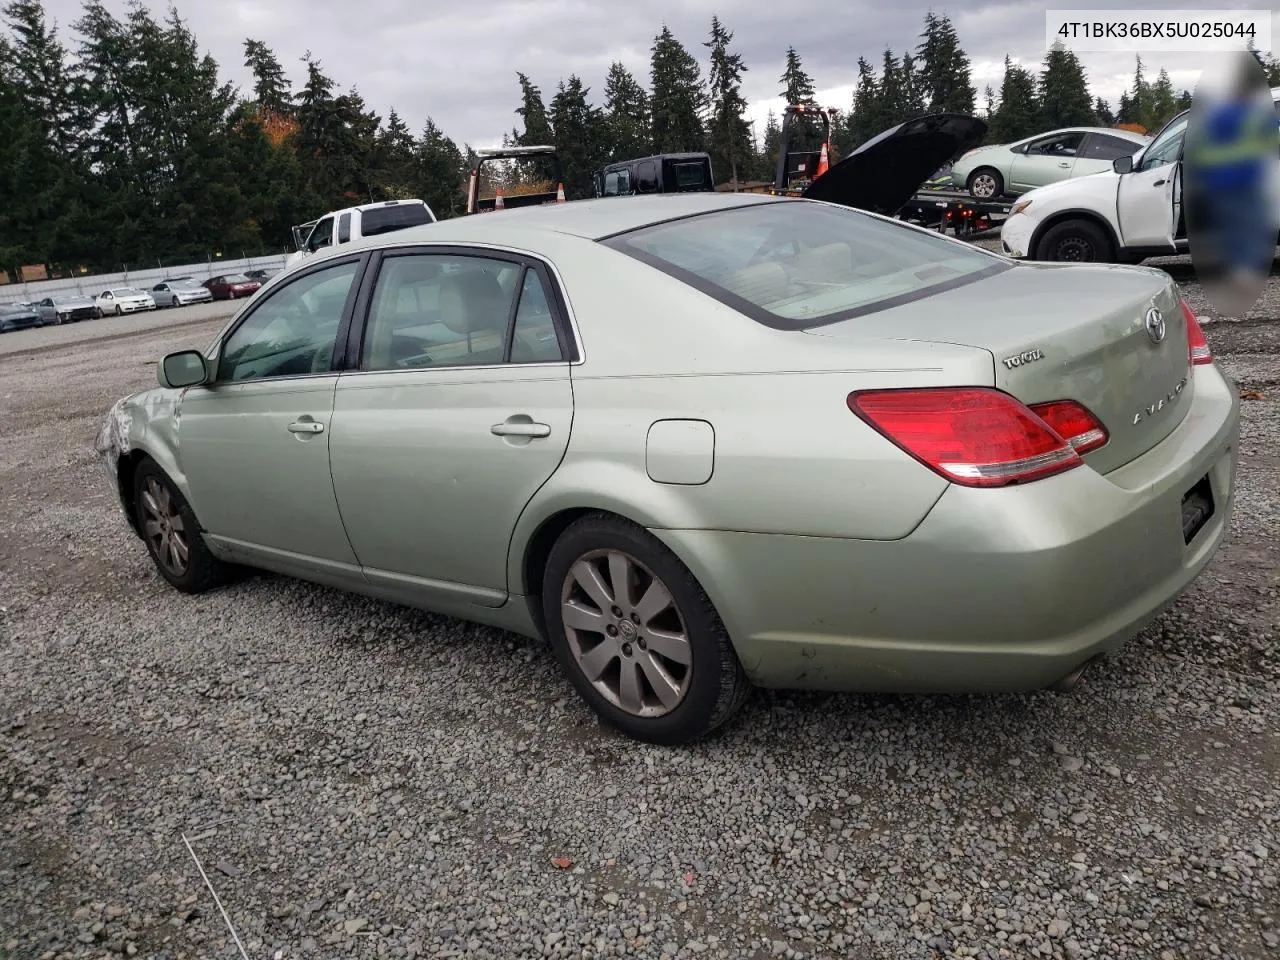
1,254 -> 1277,960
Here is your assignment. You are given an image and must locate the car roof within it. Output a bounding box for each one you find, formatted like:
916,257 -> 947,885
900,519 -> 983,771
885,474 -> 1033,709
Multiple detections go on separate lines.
333,192 -> 779,252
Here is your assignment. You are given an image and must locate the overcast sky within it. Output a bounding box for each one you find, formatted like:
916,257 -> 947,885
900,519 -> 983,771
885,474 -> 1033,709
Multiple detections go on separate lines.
33,0 -> 1280,148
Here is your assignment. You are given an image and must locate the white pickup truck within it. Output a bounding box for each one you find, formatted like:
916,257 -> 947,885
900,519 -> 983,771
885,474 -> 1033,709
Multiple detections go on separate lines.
1000,86 -> 1280,264
284,199 -> 437,271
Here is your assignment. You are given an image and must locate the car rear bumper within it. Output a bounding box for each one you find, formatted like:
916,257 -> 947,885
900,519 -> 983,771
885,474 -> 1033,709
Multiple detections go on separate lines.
653,364 -> 1240,693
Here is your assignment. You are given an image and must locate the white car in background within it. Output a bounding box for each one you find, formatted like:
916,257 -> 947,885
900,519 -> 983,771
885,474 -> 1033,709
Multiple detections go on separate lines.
95,287 -> 157,315
1000,87 -> 1280,264
151,278 -> 214,308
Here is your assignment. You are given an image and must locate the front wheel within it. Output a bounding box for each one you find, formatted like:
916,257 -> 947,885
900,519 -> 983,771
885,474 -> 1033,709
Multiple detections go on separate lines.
1035,218 -> 1114,263
541,513 -> 751,745
132,458 -> 233,594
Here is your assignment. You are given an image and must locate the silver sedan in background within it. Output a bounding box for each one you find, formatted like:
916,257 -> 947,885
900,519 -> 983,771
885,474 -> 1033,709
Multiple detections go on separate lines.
151,278 -> 214,308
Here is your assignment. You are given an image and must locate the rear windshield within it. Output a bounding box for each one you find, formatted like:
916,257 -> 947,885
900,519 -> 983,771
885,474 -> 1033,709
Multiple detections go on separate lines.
601,200 -> 1009,329
361,203 -> 434,236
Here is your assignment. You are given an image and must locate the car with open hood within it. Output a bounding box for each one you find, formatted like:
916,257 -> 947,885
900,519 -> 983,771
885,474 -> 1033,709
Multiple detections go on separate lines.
95,191 -> 1238,746
800,113 -> 989,215
32,294 -> 102,324
95,287 -> 156,315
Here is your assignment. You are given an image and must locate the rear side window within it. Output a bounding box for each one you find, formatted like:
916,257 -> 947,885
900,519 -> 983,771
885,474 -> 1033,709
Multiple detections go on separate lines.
635,161 -> 658,193
360,203 -> 434,236
338,212 -> 352,243
667,160 -> 711,191
602,200 -> 1008,330
1081,133 -> 1143,161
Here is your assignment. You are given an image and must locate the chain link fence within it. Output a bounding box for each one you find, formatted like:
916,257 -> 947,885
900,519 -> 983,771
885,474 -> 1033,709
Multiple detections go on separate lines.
2,251 -> 294,302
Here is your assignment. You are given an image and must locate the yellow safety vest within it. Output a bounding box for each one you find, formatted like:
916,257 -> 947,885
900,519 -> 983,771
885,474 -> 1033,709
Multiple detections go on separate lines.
1188,109 -> 1279,166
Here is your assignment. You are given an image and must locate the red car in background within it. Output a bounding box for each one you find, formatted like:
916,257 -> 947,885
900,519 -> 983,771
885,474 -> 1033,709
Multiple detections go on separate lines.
203,273 -> 262,300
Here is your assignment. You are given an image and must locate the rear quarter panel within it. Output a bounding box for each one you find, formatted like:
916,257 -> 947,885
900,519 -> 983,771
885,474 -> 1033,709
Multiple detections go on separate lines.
506,234 -> 996,590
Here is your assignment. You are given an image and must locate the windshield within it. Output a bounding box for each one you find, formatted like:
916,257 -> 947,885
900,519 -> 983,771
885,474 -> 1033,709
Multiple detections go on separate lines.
172,279 -> 202,289
112,288 -> 143,296
602,200 -> 1009,330
223,274 -> 251,283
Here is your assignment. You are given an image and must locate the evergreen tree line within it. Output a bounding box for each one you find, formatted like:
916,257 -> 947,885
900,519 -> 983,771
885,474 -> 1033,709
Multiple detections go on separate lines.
4,0 -> 1280,279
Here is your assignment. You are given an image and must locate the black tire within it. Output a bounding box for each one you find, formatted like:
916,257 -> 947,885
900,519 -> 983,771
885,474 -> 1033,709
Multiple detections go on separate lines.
132,458 -> 232,594
967,167 -> 1004,200
1035,218 -> 1114,263
541,513 -> 751,745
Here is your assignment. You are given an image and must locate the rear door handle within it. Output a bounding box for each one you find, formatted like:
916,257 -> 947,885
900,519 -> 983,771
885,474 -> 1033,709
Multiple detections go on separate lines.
491,421 -> 550,438
288,420 -> 324,434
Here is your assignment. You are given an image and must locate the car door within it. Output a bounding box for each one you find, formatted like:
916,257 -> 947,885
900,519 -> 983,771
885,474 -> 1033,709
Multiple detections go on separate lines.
1008,131 -> 1086,191
153,283 -> 170,306
1074,132 -> 1142,179
327,246 -> 577,610
1116,112 -> 1189,250
174,254 -> 369,583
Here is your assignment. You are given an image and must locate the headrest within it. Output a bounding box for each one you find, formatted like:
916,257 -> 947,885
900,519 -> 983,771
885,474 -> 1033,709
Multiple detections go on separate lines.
722,261 -> 790,306
439,269 -> 508,336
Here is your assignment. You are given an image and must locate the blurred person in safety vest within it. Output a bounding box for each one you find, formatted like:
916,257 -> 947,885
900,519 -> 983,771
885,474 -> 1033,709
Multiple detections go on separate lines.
1184,70 -> 1280,294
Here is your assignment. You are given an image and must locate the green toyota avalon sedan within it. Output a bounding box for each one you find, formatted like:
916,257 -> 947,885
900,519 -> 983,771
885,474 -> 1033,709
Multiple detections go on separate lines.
95,192 -> 1239,744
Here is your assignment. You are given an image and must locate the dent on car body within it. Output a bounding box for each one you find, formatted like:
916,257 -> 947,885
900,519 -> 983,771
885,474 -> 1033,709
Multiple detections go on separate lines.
94,389 -> 184,479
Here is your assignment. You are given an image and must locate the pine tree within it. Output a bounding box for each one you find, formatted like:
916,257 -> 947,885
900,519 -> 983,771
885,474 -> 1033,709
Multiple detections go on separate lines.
649,25 -> 706,153
758,108 -> 781,180
550,75 -> 604,199
1094,97 -> 1113,126
704,16 -> 752,184
243,39 -> 292,116
1038,46 -> 1094,129
602,61 -> 649,162
512,72 -> 556,184
989,56 -> 1039,142
372,108 -> 418,200
916,12 -> 975,114
1128,56 -> 1149,132
416,118 -> 465,217
1146,68 -> 1177,130
846,56 -> 884,147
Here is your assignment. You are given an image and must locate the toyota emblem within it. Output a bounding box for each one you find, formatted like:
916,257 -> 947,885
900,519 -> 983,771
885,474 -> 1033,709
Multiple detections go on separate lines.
1145,307 -> 1166,344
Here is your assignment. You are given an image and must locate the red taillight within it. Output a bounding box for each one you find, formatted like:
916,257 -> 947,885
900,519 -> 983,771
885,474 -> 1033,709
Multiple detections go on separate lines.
1027,400 -> 1109,454
847,387 -> 1083,488
1181,300 -> 1212,365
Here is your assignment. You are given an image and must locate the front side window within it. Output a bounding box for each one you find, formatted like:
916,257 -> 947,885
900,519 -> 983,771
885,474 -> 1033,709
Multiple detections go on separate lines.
1027,132 -> 1085,157
361,253 -> 526,371
1138,114 -> 1189,171
603,200 -> 1008,329
218,261 -> 359,383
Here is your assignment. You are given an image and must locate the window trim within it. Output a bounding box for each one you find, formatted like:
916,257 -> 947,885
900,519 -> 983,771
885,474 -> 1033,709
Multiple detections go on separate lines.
599,200 -> 1013,331
338,242 -> 583,376
209,252 -> 370,386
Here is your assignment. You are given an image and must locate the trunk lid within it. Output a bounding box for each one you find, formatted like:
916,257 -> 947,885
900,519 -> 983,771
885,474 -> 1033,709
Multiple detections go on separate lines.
804,262 -> 1194,475
802,113 -> 988,215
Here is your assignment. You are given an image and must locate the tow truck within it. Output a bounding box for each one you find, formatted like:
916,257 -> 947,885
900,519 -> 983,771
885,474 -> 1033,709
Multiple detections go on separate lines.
466,145 -> 566,213
769,104 -> 1011,238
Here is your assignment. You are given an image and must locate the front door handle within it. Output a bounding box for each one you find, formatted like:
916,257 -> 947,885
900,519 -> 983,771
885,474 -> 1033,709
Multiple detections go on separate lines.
1153,179 -> 1166,187
288,420 -> 324,434
1058,161 -> 1071,168
491,421 -> 550,438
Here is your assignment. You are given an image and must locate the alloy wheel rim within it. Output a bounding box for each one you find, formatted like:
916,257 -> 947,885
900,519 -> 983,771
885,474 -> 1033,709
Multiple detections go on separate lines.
559,549 -> 693,718
141,477 -> 189,576
972,174 -> 996,198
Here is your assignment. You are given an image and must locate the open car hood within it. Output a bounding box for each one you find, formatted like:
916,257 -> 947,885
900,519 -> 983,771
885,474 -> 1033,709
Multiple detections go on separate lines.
802,113 -> 988,215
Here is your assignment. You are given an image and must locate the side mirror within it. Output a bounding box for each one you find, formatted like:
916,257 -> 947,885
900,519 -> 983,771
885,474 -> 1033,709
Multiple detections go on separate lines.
158,350 -> 209,389
1112,155 -> 1134,174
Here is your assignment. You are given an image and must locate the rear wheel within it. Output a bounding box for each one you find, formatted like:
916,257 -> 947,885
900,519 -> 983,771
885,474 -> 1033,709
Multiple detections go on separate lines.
541,513 -> 751,745
1035,218 -> 1114,263
132,458 -> 232,594
967,168 -> 1003,200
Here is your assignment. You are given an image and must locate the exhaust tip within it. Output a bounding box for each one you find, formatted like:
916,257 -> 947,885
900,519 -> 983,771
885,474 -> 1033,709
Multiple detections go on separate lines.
1050,656 -> 1102,693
